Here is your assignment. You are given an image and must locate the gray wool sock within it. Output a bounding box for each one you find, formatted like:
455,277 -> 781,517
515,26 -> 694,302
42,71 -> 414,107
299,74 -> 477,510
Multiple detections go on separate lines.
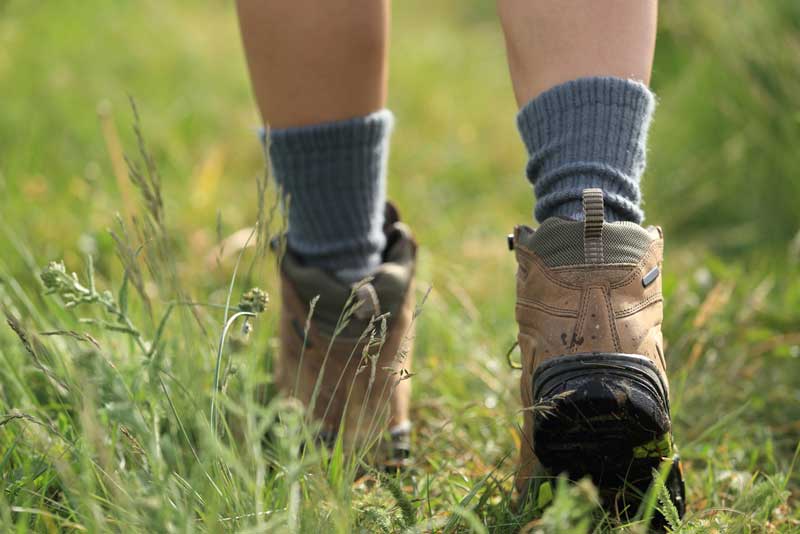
267,110 -> 393,282
516,77 -> 655,224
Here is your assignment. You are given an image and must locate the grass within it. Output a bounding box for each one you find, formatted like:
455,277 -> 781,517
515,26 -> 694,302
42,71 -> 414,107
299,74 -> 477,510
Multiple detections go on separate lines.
1,0 -> 799,531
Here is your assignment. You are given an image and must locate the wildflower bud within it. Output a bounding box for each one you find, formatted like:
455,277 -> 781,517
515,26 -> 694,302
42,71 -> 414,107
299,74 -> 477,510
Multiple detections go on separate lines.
239,287 -> 269,314
40,261 -> 68,292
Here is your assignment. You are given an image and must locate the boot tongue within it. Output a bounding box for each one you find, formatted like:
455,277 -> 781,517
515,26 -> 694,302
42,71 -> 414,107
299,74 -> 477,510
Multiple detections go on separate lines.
518,189 -> 656,268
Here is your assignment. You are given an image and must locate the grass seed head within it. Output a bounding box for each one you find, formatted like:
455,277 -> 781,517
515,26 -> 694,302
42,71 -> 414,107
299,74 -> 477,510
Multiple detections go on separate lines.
238,287 -> 269,314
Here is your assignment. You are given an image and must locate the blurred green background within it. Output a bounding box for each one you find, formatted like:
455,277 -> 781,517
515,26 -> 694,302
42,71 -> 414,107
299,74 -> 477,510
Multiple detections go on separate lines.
3,0 -> 799,271
1,0 -> 799,530
3,0 -> 800,347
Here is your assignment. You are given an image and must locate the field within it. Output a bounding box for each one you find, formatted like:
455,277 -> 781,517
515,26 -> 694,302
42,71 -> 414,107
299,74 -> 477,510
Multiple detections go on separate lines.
1,0 -> 799,532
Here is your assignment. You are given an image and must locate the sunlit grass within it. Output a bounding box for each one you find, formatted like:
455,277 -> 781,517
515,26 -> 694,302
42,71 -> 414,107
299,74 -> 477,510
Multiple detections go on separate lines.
1,0 -> 799,531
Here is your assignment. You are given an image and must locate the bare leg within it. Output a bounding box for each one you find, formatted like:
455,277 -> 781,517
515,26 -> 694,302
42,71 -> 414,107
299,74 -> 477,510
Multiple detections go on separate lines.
498,0 -> 658,223
235,0 -> 393,278
497,0 -> 657,105
236,0 -> 390,128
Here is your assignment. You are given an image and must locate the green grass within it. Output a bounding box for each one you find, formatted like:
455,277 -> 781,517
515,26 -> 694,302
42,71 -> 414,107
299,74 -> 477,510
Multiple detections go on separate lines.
1,0 -> 799,531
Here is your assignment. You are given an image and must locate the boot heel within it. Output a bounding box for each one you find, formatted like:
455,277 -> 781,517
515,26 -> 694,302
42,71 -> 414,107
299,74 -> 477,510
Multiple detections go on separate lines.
531,353 -> 685,519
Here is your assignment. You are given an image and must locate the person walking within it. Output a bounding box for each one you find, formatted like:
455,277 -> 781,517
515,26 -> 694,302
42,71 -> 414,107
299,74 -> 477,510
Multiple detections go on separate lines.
235,0 -> 685,515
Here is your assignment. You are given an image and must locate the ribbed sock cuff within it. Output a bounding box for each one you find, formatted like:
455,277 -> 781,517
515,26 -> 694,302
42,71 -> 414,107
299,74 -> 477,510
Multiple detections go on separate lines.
267,110 -> 393,279
517,77 -> 655,224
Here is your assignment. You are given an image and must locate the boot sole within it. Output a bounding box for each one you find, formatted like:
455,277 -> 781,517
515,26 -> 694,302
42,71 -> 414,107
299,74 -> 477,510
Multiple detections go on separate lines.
531,353 -> 686,522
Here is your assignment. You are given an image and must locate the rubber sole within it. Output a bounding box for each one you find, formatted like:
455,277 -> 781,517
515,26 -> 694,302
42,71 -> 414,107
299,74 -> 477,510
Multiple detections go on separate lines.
531,353 -> 686,523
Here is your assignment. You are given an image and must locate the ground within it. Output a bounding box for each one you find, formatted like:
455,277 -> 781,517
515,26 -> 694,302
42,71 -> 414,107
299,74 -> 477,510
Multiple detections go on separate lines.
1,0 -> 799,532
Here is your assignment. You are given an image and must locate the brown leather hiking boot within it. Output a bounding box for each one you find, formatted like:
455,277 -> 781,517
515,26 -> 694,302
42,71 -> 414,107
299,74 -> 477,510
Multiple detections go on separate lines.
511,189 -> 685,519
277,203 -> 416,468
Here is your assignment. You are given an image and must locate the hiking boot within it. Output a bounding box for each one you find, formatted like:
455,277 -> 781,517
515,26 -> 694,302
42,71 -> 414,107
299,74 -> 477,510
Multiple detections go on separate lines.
511,189 -> 686,519
276,203 -> 416,468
